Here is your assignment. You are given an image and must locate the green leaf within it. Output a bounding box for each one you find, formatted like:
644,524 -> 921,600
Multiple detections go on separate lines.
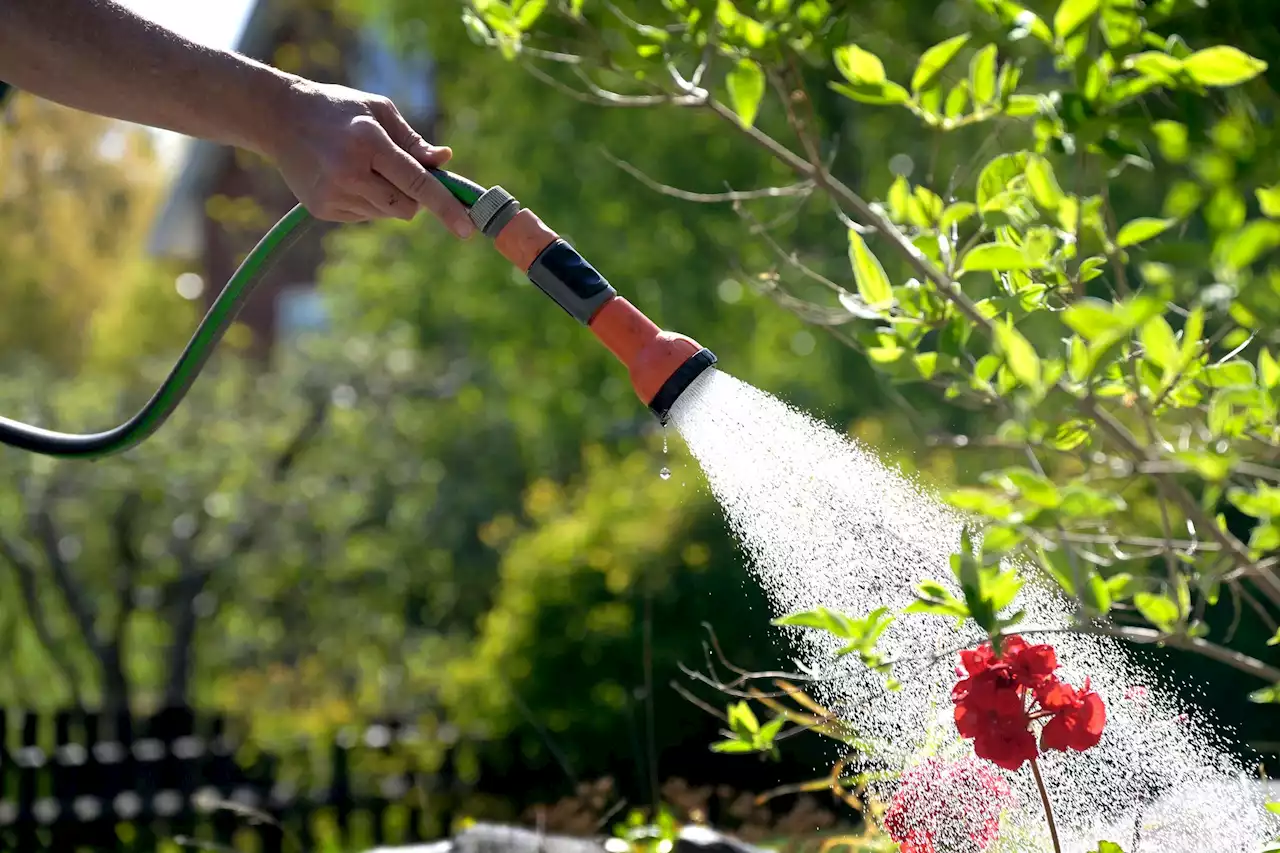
1261,350 -> 1280,389
912,34 -> 971,93
1117,217 -> 1176,247
1124,51 -> 1183,82
1140,315 -> 1179,370
994,321 -> 1042,390
1054,0 -> 1100,40
1258,185 -> 1280,219
1267,627 -> 1280,647
727,701 -> 760,737
1248,683 -> 1280,704
1174,450 -> 1235,482
1218,220 -> 1280,271
710,739 -> 759,753
1265,801 -> 1280,815
835,44 -> 887,85
1182,46 -> 1268,87
969,44 -> 999,104
1105,573 -> 1136,602
960,243 -> 1041,272
773,606 -> 856,638
1025,155 -> 1065,210
514,0 -> 548,28
1089,843 -> 1126,853
848,230 -> 894,309
757,715 -> 786,744
726,58 -> 766,128
1134,591 -> 1180,633
904,580 -> 970,619
940,202 -> 978,228
830,80 -> 910,105
1005,468 -> 1059,508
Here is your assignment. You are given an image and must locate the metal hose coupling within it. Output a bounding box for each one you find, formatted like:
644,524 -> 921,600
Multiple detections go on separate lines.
468,186 -> 716,423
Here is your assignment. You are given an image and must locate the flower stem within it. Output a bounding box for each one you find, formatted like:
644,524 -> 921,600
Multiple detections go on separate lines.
1030,758 -> 1062,853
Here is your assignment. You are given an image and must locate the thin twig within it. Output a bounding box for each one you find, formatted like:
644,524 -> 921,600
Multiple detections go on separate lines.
600,149 -> 815,202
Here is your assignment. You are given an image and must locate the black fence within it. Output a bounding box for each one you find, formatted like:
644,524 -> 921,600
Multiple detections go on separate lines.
0,707 -> 465,853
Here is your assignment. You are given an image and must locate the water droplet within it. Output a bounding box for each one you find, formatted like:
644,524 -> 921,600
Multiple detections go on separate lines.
662,426 -> 669,455
659,467 -> 672,480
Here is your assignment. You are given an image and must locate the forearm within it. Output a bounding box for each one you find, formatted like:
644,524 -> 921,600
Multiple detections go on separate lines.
0,0 -> 300,156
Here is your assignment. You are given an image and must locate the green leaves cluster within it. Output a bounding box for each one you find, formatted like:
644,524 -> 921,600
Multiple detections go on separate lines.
710,700 -> 786,756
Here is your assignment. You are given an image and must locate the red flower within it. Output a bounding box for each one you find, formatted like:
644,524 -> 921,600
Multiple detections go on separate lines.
883,757 -> 1013,853
972,722 -> 1040,771
951,635 -> 1106,773
1008,642 -> 1057,690
1039,680 -> 1106,753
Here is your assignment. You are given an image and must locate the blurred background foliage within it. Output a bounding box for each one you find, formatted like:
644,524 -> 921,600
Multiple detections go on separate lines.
0,0 -> 1278,831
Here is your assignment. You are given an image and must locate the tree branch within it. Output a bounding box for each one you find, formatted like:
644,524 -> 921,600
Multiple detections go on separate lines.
0,531 -> 83,703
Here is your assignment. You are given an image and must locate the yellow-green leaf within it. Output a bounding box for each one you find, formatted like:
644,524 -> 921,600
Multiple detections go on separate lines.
1140,316 -> 1178,370
912,33 -> 970,93
1257,184 -> 1280,219
994,321 -> 1041,389
848,230 -> 894,309
960,243 -> 1041,272
726,58 -> 766,128
1117,217 -> 1176,247
1054,0 -> 1100,40
1134,591 -> 1180,633
829,80 -> 910,106
835,44 -> 887,85
1182,46 -> 1268,87
1262,350 -> 1280,389
969,44 -> 999,104
1025,155 -> 1064,210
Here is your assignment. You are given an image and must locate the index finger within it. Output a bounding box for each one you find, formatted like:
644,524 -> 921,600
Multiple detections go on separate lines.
370,143 -> 475,239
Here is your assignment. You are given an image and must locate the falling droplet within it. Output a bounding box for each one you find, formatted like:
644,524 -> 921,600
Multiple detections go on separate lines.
659,467 -> 672,480
662,426 -> 669,455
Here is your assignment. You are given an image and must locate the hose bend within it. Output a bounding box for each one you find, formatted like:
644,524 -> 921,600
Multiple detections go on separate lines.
0,169 -> 484,460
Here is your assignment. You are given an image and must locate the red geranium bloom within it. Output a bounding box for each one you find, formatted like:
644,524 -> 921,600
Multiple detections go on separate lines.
972,722 -> 1040,771
1039,679 -> 1107,753
951,635 -> 1106,772
883,757 -> 1013,853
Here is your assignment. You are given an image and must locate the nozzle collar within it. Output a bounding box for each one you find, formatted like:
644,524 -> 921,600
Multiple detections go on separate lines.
648,347 -> 716,424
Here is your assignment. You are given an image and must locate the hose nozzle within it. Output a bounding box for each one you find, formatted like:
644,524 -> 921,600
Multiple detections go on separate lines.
469,186 -> 716,422
587,298 -> 716,423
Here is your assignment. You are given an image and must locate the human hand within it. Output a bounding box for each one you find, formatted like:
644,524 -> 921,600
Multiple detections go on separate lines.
264,79 -> 476,237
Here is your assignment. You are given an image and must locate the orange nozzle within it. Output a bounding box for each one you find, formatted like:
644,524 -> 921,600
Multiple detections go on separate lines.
588,297 -> 717,421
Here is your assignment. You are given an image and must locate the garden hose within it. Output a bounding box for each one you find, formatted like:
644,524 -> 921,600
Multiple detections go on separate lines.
0,168 -> 715,460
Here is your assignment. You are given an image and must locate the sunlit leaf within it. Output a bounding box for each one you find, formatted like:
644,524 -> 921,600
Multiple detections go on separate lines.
1182,46 -> 1268,87
848,230 -> 894,309
1054,0 -> 1100,40
960,243 -> 1041,272
835,44 -> 887,84
1134,591 -> 1180,633
970,44 -> 999,104
1117,217 -> 1176,247
1140,316 -> 1178,370
912,33 -> 971,93
1258,185 -> 1280,219
726,58 -> 766,128
994,321 -> 1042,390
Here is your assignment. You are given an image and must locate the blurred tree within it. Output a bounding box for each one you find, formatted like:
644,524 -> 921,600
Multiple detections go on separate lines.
0,93 -> 184,372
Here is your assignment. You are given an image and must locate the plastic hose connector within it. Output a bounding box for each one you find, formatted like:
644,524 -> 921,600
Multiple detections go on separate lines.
469,186 -> 521,237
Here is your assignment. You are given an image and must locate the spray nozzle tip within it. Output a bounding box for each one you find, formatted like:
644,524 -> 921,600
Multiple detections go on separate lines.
648,348 -> 716,424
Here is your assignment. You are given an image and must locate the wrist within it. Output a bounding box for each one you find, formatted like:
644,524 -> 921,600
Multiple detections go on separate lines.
237,62 -> 309,159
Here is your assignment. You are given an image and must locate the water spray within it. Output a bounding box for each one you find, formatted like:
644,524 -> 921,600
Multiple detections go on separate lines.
0,169 -> 716,459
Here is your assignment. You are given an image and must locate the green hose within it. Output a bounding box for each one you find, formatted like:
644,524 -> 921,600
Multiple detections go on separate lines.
0,168 -> 487,460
